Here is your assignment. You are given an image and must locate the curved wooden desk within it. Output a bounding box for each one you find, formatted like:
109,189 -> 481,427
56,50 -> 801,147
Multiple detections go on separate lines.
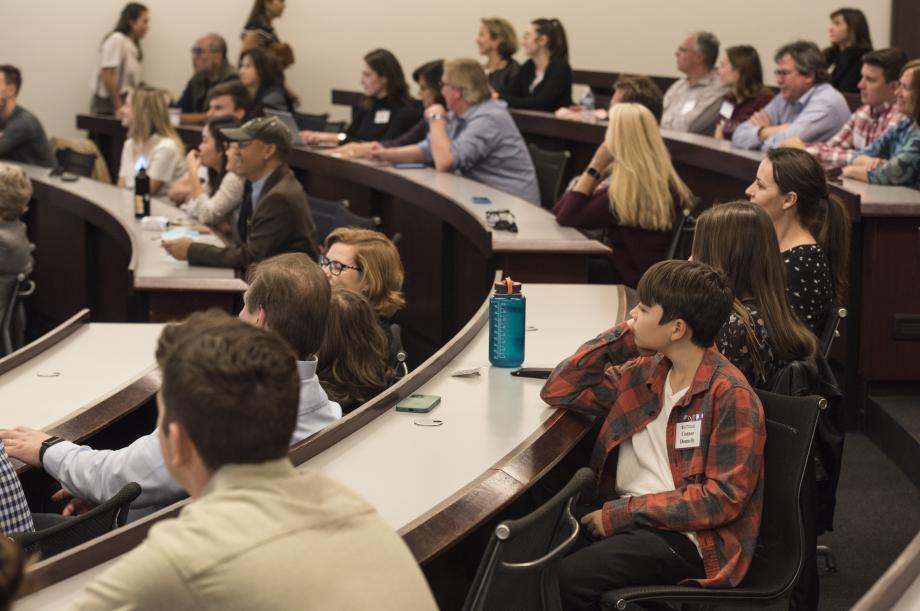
19,164 -> 246,328
75,114 -> 609,360
13,282 -> 630,608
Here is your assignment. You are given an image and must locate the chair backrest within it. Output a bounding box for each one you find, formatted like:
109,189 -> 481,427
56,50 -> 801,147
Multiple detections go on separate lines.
0,273 -> 33,357
388,322 -> 408,379
666,207 -> 696,260
323,120 -> 347,134
737,390 -> 823,595
307,195 -> 381,244
819,304 -> 847,358
55,148 -> 97,178
463,467 -> 595,611
293,111 -> 330,131
50,136 -> 112,183
528,143 -> 571,210
11,482 -> 141,559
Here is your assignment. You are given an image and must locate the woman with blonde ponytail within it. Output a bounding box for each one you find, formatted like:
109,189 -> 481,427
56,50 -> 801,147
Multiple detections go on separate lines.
116,85 -> 186,196
553,103 -> 694,285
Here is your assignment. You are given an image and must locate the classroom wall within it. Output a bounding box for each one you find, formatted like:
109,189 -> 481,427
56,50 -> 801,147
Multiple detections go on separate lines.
0,0 -> 891,141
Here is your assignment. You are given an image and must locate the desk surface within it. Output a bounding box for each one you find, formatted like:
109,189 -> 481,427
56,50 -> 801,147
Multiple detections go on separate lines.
12,283 -> 625,607
337,156 -> 609,254
0,322 -> 163,432
300,283 -> 623,532
20,165 -> 246,292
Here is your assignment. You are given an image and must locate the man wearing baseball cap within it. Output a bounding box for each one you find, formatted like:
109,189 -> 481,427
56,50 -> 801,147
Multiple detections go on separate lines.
162,116 -> 318,269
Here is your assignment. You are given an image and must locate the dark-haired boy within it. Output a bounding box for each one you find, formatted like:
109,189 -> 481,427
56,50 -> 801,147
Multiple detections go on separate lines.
541,259 -> 765,610
74,312 -> 437,610
0,65 -> 54,168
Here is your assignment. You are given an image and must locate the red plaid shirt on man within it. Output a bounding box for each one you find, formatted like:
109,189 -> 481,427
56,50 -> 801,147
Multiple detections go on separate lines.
540,322 -> 765,588
806,101 -> 903,168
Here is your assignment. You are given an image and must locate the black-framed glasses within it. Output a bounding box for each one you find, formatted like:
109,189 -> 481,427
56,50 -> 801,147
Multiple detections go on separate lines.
486,209 -> 518,233
318,255 -> 362,276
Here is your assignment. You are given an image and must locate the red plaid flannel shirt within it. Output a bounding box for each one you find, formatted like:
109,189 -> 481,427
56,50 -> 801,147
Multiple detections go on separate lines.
540,322 -> 765,588
806,101 -> 903,168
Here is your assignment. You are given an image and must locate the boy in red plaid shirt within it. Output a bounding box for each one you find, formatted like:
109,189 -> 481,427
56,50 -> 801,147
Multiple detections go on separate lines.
541,260 -> 765,611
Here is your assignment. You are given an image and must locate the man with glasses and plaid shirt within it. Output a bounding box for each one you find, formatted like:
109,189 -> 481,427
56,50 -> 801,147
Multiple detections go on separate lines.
733,41 -> 850,150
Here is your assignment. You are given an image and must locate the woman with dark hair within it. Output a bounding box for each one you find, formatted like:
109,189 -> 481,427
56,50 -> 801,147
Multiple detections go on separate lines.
693,202 -> 816,386
179,117 -> 245,229
844,60 -> 920,186
500,18 -> 572,111
824,7 -> 873,93
333,60 -> 445,158
238,47 -> 292,115
241,0 -> 295,69
714,45 -> 774,141
746,147 -> 851,333
90,3 -> 148,114
317,288 -> 395,414
302,49 -> 421,145
477,17 -> 520,96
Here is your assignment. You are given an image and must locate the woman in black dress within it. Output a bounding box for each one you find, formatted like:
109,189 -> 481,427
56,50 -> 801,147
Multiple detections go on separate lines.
745,147 -> 851,334
824,7 -> 873,93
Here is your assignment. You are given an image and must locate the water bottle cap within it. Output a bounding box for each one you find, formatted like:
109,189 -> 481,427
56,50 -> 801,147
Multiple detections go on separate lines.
494,277 -> 522,294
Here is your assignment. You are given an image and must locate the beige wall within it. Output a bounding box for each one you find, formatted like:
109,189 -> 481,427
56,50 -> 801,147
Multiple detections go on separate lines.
0,0 -> 891,141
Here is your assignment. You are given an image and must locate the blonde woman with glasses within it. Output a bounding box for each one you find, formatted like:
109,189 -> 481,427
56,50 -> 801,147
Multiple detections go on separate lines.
116,85 -> 186,196
553,103 -> 694,286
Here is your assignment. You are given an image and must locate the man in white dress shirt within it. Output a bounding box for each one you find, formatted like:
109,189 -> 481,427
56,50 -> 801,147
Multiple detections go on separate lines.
0,253 -> 340,517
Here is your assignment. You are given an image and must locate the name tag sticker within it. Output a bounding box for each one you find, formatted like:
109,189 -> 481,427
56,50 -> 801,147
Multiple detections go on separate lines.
675,420 -> 702,449
680,100 -> 697,115
374,110 -> 391,124
719,99 -> 735,119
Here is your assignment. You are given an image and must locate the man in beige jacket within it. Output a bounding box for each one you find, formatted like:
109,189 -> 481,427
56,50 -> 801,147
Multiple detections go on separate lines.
73,311 -> 437,611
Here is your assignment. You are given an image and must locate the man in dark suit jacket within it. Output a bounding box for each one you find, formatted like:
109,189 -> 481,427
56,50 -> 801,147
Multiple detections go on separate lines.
162,116 -> 318,270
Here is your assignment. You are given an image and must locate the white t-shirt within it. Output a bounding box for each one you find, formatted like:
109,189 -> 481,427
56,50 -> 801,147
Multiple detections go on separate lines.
615,369 -> 700,554
118,136 -> 186,196
92,32 -> 142,98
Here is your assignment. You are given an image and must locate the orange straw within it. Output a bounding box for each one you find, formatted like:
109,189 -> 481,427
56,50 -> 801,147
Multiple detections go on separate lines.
505,276 -> 513,294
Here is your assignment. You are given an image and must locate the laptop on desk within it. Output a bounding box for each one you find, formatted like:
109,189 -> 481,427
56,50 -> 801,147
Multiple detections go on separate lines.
264,109 -> 306,146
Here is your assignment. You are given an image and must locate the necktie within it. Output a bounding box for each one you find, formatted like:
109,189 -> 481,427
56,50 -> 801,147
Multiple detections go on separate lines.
237,181 -> 253,242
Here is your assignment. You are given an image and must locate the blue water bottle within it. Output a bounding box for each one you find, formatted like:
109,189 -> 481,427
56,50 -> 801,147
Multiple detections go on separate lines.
489,277 -> 525,367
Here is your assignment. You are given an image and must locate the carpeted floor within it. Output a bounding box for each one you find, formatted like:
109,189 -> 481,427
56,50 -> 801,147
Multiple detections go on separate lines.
813,432 -> 920,610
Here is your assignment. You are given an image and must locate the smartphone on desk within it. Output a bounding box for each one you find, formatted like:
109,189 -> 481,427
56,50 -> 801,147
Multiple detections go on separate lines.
395,394 -> 441,413
394,162 -> 426,169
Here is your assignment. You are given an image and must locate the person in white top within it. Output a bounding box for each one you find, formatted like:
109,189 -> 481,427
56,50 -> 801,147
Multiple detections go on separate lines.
116,85 -> 187,196
0,253 -> 341,517
175,117 -> 245,229
90,3 -> 149,115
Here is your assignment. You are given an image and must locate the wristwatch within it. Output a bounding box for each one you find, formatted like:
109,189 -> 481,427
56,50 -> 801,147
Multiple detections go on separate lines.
427,111 -> 445,122
39,436 -> 66,466
585,166 -> 603,180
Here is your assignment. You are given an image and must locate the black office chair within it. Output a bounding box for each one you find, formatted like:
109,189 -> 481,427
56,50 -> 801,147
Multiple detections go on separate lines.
306,195 -> 382,244
819,304 -> 847,358
323,120 -> 347,134
293,111 -> 330,131
599,390 -> 824,610
528,143 -> 571,209
11,482 -> 141,559
0,272 -> 35,357
388,323 -> 408,380
462,467 -> 595,611
666,207 -> 696,260
54,147 -> 97,178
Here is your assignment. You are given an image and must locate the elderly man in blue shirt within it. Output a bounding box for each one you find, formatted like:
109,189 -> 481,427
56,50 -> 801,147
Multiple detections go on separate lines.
370,58 -> 540,205
733,41 -> 851,150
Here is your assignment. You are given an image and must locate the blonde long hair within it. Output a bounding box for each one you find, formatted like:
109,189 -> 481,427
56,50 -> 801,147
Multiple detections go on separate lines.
606,103 -> 692,231
127,85 -> 184,159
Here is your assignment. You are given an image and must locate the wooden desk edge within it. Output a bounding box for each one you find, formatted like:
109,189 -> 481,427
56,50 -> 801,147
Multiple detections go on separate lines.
0,310 -> 90,376
16,276 -> 497,595
851,529 -> 920,611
